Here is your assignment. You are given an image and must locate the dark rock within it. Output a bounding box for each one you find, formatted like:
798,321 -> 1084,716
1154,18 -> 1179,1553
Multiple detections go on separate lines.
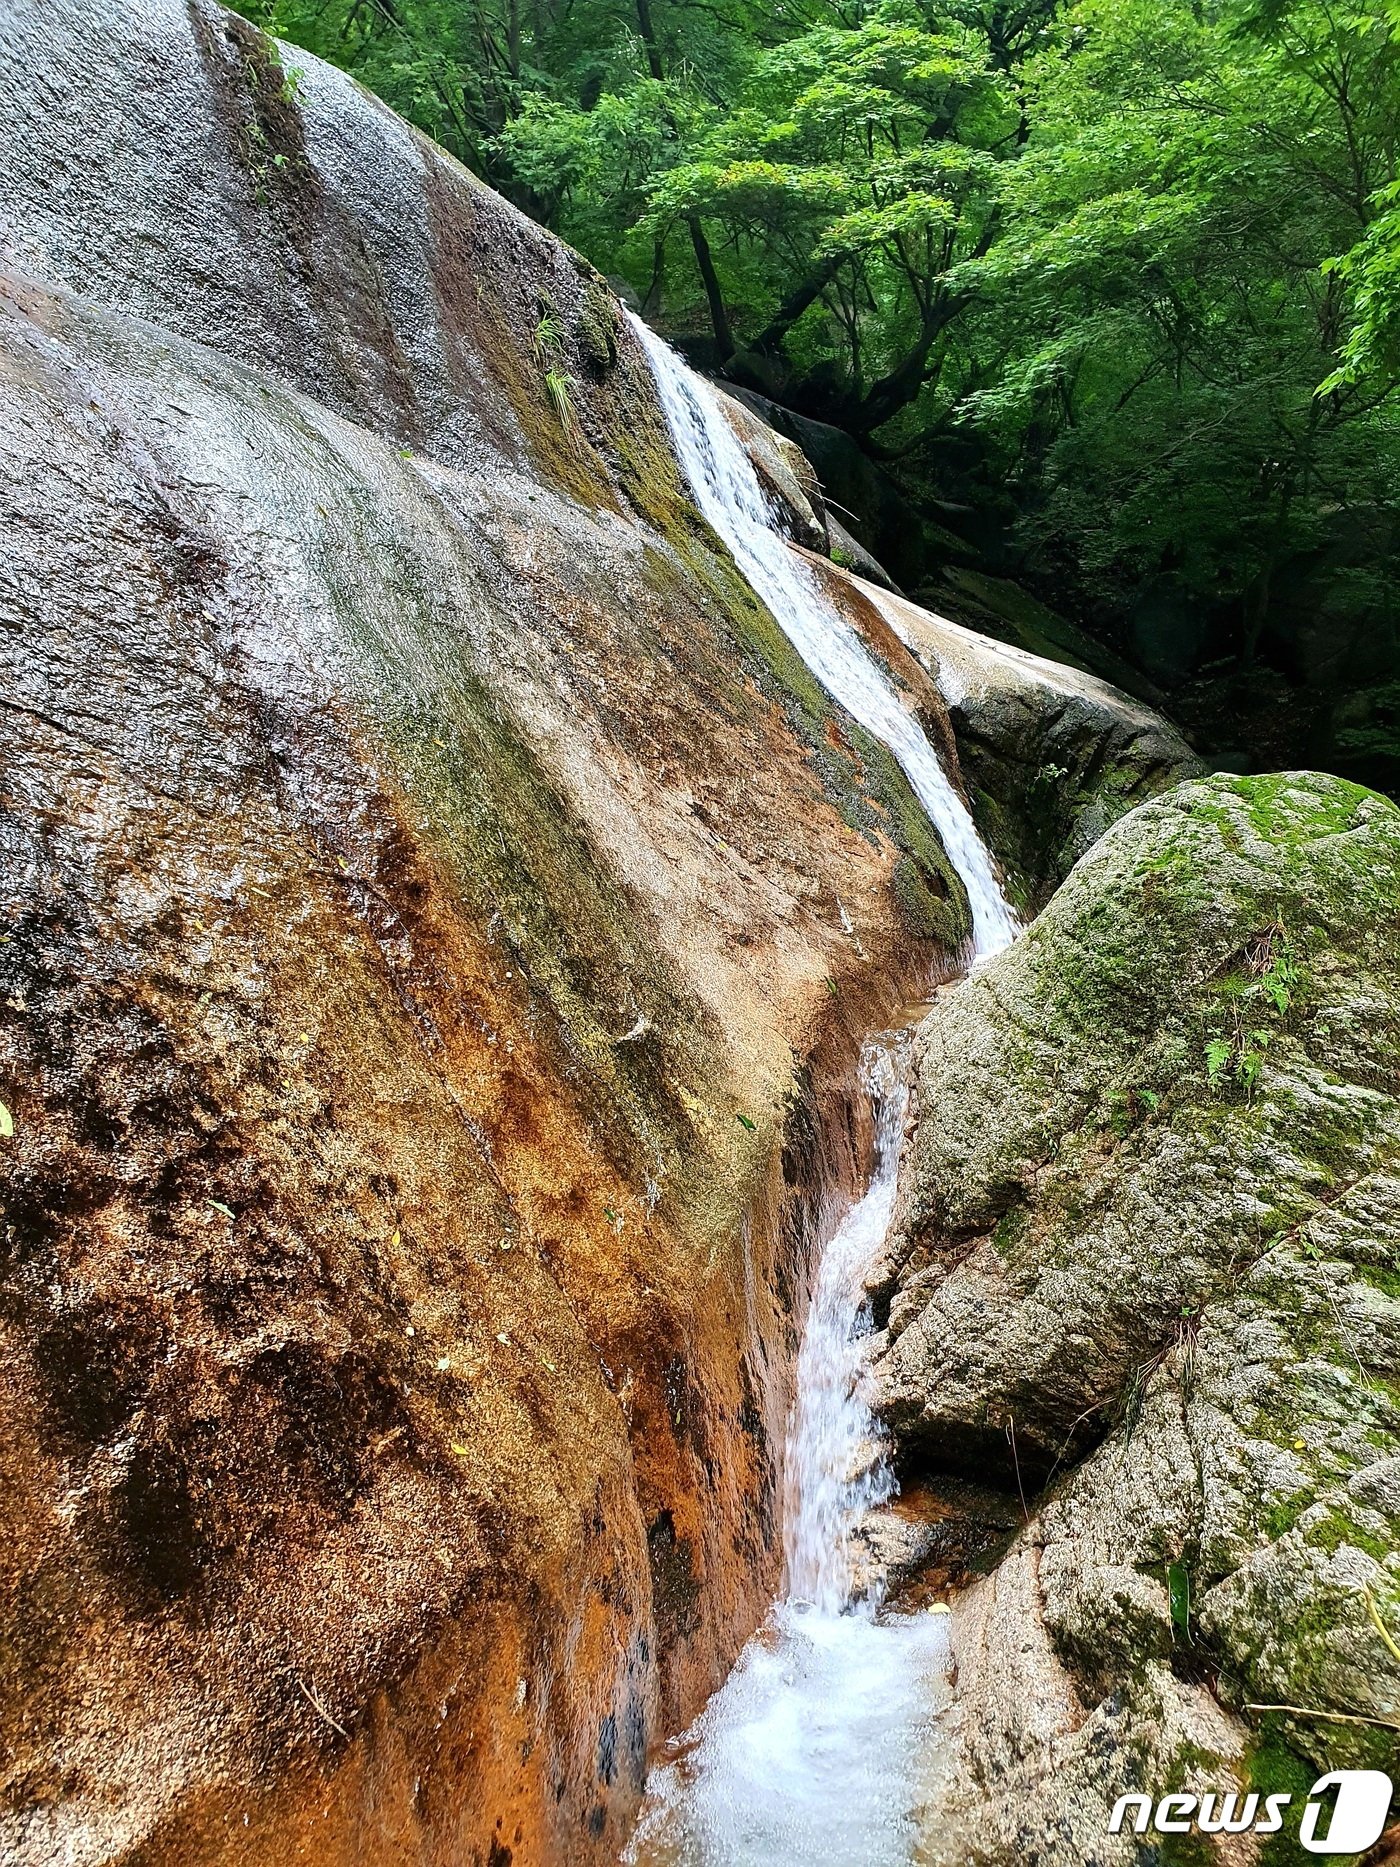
721,383 -> 941,588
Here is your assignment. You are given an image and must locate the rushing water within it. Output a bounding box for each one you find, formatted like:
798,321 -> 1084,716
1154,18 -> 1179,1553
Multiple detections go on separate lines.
783,1040 -> 904,1618
627,315 -> 1018,963
626,323 -> 1018,1865
626,1042 -> 954,1867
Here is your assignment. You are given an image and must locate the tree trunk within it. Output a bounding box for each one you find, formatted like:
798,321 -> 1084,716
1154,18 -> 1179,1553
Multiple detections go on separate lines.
687,217 -> 735,362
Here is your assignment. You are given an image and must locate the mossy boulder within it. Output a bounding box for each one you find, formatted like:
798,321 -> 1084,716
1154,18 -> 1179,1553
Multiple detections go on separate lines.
873,772 -> 1400,1861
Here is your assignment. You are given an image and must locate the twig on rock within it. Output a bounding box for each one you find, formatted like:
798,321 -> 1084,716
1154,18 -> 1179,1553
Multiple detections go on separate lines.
296,1675 -> 351,1742
1244,1702 -> 1400,1733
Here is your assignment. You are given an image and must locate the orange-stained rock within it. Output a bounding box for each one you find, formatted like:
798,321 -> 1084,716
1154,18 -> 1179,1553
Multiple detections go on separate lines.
0,5 -> 978,1862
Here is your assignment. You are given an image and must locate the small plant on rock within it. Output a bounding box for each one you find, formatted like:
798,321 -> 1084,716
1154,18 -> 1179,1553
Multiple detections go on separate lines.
1203,919 -> 1297,1096
533,306 -> 566,362
543,366 -> 576,431
533,298 -> 577,432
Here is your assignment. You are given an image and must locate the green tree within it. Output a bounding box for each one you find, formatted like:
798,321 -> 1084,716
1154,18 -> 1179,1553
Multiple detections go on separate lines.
948,0 -> 1400,671
250,0 -> 1400,769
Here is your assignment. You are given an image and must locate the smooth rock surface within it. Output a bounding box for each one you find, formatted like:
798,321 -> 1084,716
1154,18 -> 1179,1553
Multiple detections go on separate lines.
0,3 -> 984,1861
868,580 -> 1206,898
793,558 -> 1202,909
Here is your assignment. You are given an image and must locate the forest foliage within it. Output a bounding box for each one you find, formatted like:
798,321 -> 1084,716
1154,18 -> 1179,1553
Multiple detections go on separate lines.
248,0 -> 1400,766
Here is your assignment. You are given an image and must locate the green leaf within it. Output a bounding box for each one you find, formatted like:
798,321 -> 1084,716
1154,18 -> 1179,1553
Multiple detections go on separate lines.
1167,1559 -> 1191,1641
817,192 -> 955,258
1205,1037 -> 1232,1084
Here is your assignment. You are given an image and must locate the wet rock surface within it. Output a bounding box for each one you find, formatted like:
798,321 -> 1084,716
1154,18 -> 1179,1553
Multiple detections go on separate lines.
794,558 -> 1201,913
874,772 -> 1400,1861
0,3 -> 996,1862
864,581 -> 1205,903
721,383 -> 939,592
0,3 -> 1244,1863
852,1477 -> 1021,1609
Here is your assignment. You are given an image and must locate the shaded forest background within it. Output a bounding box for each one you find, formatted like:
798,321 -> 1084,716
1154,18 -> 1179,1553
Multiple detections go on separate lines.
246,0 -> 1400,787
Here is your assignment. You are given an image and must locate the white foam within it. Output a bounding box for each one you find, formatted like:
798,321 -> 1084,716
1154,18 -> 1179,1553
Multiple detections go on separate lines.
628,315 -> 1017,961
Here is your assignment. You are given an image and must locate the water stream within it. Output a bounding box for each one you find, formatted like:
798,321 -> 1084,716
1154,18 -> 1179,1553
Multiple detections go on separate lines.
627,315 -> 1018,961
626,323 -> 1018,1865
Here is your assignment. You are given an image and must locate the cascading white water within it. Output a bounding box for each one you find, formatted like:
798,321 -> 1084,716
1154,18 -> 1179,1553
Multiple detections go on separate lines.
627,314 -> 1017,963
782,1041 -> 903,1617
625,1039 -> 951,1867
625,323 -> 1018,1866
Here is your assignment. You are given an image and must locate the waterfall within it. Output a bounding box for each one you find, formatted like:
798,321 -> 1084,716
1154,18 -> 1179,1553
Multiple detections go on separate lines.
627,314 -> 1017,962
624,1037 -> 952,1867
625,322 -> 1018,1865
782,1041 -> 904,1616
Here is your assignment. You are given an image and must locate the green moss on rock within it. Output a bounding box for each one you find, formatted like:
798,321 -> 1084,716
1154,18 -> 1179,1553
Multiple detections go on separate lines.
884,772 -> 1400,1860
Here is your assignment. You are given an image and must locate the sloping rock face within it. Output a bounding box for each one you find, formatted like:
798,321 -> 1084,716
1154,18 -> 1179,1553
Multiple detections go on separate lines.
0,4 -> 987,1863
722,383 -> 938,590
862,580 -> 1205,901
800,559 -> 1203,909
708,405 -> 1201,901
713,386 -> 828,555
872,772 -> 1400,1861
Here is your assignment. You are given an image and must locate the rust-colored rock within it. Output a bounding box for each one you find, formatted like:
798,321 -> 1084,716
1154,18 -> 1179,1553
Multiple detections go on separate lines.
0,4 -> 980,1862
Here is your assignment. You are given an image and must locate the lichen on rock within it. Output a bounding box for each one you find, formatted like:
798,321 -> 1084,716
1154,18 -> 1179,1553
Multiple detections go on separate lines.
875,772 -> 1400,1861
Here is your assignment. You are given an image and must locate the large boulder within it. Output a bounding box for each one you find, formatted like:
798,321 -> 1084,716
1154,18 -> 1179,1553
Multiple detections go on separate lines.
873,772 -> 1400,1860
0,4 -> 983,1863
805,562 -> 1204,907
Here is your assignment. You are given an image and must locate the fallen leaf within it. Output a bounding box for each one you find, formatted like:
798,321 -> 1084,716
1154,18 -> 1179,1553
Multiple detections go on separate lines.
496,1332 -> 511,1345
449,1443 -> 470,1457
0,1102 -> 12,1139
206,1198 -> 234,1219
736,1112 -> 757,1132
391,1228 -> 401,1247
